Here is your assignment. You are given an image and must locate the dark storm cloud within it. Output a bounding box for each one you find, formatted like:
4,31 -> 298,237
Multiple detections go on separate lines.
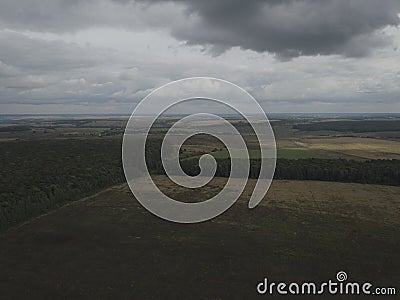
161,0 -> 400,58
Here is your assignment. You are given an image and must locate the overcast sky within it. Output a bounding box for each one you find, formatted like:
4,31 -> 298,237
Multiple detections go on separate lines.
0,0 -> 399,114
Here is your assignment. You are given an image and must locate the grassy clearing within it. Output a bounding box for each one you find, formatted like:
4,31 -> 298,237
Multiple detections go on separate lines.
277,148 -> 328,159
209,148 -> 328,159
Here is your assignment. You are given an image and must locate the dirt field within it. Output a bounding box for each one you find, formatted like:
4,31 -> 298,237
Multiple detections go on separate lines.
0,177 -> 399,299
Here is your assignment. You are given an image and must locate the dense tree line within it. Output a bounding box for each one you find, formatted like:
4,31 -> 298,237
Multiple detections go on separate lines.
0,139 -> 125,231
179,158 -> 400,186
274,159 -> 400,185
293,120 -> 400,132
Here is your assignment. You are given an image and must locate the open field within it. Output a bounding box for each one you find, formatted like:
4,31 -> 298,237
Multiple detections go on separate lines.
0,177 -> 399,299
294,137 -> 400,160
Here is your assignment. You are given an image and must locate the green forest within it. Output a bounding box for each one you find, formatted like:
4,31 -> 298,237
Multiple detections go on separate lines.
0,139 -> 124,231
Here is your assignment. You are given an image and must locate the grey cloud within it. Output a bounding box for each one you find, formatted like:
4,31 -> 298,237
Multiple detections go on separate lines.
0,31 -> 105,71
0,60 -> 19,78
0,31 -> 161,105
0,0 -> 183,33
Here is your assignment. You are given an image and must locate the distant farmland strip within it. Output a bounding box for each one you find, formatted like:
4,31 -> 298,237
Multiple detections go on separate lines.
293,120 -> 400,132
0,125 -> 31,132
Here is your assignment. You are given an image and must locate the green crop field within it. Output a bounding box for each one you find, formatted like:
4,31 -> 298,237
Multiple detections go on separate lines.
277,148 -> 328,159
210,148 -> 328,159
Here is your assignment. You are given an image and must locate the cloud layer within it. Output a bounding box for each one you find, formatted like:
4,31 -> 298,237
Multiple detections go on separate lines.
1,0 -> 399,58
0,0 -> 399,113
